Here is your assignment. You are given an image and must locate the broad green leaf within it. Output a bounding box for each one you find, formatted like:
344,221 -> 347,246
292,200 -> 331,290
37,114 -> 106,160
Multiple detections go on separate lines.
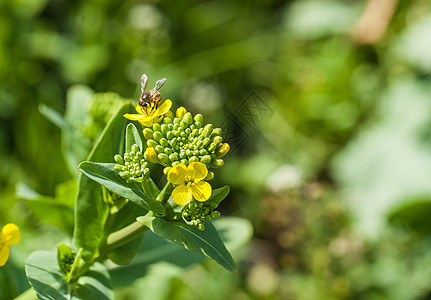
388,199 -> 431,236
110,217 -> 252,286
137,216 -> 237,272
38,102 -> 92,176
78,162 -> 165,215
73,103 -> 134,259
125,123 -> 143,153
208,186 -> 230,206
26,250 -> 113,300
16,183 -> 74,235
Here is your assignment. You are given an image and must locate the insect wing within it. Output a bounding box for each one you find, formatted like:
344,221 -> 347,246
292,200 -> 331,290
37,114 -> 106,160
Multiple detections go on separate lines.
154,78 -> 166,91
141,74 -> 148,93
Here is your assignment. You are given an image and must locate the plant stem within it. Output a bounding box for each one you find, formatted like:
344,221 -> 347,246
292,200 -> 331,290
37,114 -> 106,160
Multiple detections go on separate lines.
99,220 -> 149,257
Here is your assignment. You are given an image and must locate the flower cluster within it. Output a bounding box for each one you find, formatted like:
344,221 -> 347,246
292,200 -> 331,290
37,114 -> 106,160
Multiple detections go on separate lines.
0,223 -> 21,267
114,144 -> 150,183
182,201 -> 221,231
120,76 -> 230,230
143,107 -> 229,176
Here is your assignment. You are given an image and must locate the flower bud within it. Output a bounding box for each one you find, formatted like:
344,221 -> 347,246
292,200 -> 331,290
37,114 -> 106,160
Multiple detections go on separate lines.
165,110 -> 174,120
200,155 -> 211,164
114,164 -> 123,171
143,128 -> 154,140
153,131 -> 164,143
202,124 -> 213,138
205,171 -> 214,180
114,154 -> 123,164
180,159 -> 188,165
147,139 -> 158,148
199,149 -> 208,156
194,114 -> 203,124
159,138 -> 169,148
155,145 -> 164,154
158,153 -> 170,164
153,122 -> 161,132
131,144 -> 140,153
189,156 -> 199,163
119,171 -> 129,179
176,106 -> 187,119
211,211 -> 221,219
166,131 -> 174,140
212,136 -> 223,147
197,223 -> 205,231
146,148 -> 159,163
164,147 -> 173,155
184,112 -> 193,125
161,124 -> 169,136
212,128 -> 222,136
169,153 -> 179,162
180,120 -> 188,128
195,121 -> 202,129
211,159 -> 224,168
215,143 -> 230,158
163,167 -> 171,175
163,117 -> 173,124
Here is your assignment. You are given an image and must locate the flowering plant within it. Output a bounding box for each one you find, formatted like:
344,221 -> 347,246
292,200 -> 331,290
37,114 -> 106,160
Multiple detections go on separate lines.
20,75 -> 248,300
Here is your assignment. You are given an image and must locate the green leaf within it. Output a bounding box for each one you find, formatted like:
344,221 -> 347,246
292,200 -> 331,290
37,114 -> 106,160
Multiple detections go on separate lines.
137,216 -> 237,272
110,217 -> 252,286
388,199 -> 431,236
26,250 -> 113,300
16,183 -> 74,235
78,162 -> 165,216
73,103 -> 135,259
125,123 -> 143,153
208,186 -> 230,206
38,102 -> 92,176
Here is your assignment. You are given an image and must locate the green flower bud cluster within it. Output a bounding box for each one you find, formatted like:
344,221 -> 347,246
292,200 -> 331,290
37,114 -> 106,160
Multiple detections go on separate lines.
182,200 -> 221,231
143,109 -> 229,173
80,92 -> 125,141
114,144 -> 150,182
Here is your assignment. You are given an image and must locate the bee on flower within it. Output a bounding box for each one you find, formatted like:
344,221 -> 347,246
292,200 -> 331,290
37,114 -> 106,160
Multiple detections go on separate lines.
124,74 -> 172,127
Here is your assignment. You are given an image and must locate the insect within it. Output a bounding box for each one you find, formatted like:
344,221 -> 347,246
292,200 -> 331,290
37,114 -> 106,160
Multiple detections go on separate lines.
139,74 -> 166,115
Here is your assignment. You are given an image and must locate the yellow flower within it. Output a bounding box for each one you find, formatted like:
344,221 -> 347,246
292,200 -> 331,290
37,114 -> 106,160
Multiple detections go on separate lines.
0,223 -> 21,267
124,99 -> 172,127
167,162 -> 212,205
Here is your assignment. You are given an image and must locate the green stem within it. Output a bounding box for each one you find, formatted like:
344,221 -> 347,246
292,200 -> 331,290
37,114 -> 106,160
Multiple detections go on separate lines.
156,182 -> 174,204
99,219 -> 149,258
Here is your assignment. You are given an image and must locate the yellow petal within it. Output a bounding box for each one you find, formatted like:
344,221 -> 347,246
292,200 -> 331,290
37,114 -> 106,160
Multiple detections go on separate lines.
1,223 -> 20,245
188,162 -> 208,181
158,100 -> 172,115
138,118 -> 155,127
191,181 -> 212,202
0,245 -> 10,267
167,164 -> 188,185
135,105 -> 145,115
124,113 -> 144,121
172,185 -> 193,205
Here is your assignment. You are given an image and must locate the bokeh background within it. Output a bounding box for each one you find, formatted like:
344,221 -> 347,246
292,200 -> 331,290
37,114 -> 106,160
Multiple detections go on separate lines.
2,0 -> 431,299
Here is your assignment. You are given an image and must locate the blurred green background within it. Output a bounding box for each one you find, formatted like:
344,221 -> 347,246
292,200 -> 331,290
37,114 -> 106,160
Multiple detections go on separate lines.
2,0 -> 431,299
